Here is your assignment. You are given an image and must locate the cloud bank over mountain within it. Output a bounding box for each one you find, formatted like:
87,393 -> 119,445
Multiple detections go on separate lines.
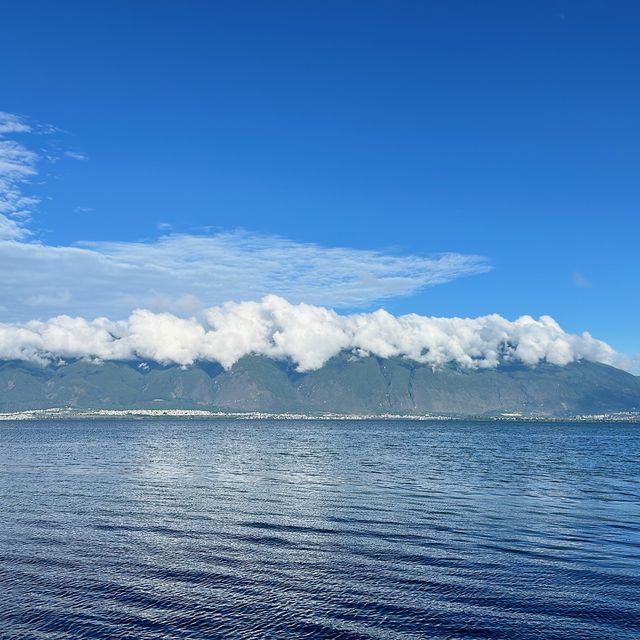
0,295 -> 630,372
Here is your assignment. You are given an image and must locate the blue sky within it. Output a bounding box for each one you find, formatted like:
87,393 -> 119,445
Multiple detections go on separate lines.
1,1 -> 639,356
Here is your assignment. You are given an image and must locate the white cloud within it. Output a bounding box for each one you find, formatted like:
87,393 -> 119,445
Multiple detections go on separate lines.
0,295 -> 632,372
0,111 -> 89,240
0,110 -> 490,319
0,231 -> 491,320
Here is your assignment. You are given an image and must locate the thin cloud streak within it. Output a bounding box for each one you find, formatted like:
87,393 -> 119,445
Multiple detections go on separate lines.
0,110 -> 490,319
0,230 -> 491,320
572,272 -> 591,288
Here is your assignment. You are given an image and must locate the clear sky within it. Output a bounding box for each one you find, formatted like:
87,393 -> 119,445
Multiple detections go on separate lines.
1,1 -> 638,357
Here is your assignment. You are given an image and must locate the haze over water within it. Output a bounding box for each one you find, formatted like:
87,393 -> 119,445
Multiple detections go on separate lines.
1,419 -> 639,639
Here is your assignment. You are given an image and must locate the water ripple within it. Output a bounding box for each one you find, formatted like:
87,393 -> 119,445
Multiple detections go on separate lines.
1,419 -> 639,639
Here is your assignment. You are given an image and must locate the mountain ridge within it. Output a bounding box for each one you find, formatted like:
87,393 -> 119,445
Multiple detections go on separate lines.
1,354 -> 639,417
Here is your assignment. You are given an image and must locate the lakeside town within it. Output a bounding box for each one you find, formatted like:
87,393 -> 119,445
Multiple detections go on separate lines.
1,407 -> 638,422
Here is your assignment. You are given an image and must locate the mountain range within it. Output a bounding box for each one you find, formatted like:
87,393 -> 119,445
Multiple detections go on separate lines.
1,354 -> 639,417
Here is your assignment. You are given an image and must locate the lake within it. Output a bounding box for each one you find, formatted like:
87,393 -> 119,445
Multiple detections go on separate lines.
1,419 -> 639,639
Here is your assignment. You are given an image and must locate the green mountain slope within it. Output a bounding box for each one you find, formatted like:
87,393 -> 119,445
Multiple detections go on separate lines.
0,355 -> 639,416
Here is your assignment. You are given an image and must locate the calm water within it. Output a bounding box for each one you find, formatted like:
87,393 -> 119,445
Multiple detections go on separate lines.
1,419 -> 639,640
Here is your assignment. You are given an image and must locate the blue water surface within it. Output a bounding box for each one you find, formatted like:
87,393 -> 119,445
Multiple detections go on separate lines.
1,419 -> 639,639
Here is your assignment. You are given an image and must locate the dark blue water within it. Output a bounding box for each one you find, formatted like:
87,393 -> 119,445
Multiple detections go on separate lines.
1,419 -> 639,639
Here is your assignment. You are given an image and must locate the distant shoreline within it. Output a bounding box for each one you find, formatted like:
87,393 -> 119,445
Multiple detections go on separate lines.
1,408 -> 638,423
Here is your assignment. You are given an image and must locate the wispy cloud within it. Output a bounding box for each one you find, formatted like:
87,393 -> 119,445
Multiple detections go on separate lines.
0,230 -> 490,320
572,271 -> 591,288
0,112 -> 38,237
0,111 -> 32,135
0,111 -> 85,239
0,110 -> 491,320
25,290 -> 73,308
63,150 -> 88,161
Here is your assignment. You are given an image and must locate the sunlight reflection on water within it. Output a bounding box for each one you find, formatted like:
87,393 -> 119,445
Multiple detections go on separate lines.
1,419 -> 639,639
